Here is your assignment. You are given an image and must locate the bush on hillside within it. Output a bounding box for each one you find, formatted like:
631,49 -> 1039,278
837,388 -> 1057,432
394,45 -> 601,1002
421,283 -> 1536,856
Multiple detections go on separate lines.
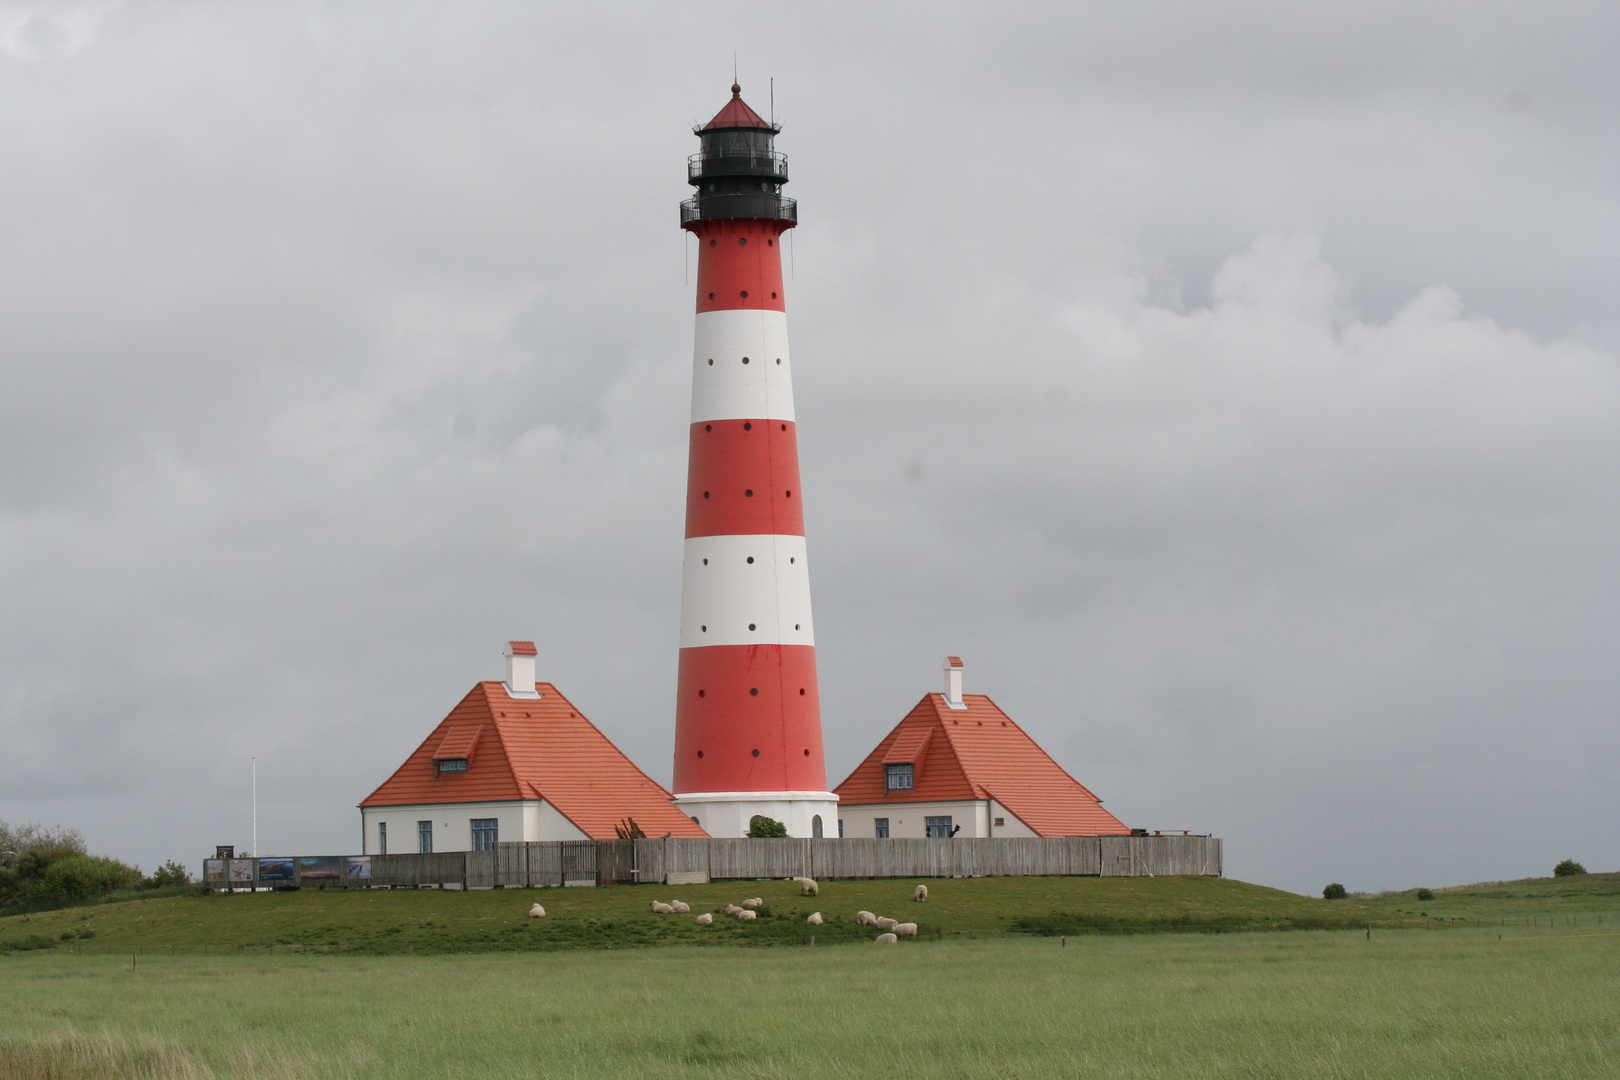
747,816 -> 789,838
38,855 -> 142,898
1416,888 -> 1435,901
146,860 -> 191,887
1322,883 -> 1347,900
1553,859 -> 1587,877
0,821 -> 86,869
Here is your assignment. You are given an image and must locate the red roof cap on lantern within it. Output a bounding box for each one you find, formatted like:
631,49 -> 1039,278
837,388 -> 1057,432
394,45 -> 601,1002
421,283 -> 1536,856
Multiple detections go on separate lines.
701,82 -> 775,132
506,640 -> 537,656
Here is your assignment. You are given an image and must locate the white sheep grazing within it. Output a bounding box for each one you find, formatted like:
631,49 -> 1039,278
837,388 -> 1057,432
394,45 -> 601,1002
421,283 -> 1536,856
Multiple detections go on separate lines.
874,932 -> 898,944
528,903 -> 546,918
855,910 -> 878,926
806,912 -> 823,925
742,897 -> 764,909
794,877 -> 819,896
695,912 -> 714,926
894,922 -> 918,937
736,909 -> 757,920
670,900 -> 690,913
650,901 -> 675,914
876,917 -> 899,932
724,903 -> 745,916
914,884 -> 928,902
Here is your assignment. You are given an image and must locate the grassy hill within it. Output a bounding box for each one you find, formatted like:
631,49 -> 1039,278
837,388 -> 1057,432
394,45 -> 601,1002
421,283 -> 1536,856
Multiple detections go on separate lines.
3,871 -> 1615,955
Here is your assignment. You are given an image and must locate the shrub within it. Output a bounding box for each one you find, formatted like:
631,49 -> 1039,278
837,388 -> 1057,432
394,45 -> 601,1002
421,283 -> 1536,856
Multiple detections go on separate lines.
1322,883 -> 1347,900
1416,888 -> 1435,901
146,860 -> 191,887
1553,859 -> 1587,877
747,816 -> 788,838
38,855 -> 141,897
0,821 -> 85,869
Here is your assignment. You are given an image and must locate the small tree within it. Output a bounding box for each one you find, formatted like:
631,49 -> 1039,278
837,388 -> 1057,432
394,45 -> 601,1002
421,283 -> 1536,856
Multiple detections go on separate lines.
1553,859 -> 1587,877
1322,882 -> 1347,900
1415,888 -> 1434,901
39,854 -> 141,897
147,860 -> 191,887
747,816 -> 788,838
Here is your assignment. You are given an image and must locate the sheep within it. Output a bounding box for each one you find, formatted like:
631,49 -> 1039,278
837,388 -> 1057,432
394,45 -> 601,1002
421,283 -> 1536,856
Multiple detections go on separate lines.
894,922 -> 918,937
736,909 -> 757,920
876,917 -> 899,932
794,876 -> 819,896
855,910 -> 878,926
670,900 -> 690,913
914,884 -> 928,902
874,932 -> 898,944
650,901 -> 675,914
742,897 -> 764,909
528,903 -> 546,918
724,903 -> 745,917
806,912 -> 823,925
695,912 -> 714,926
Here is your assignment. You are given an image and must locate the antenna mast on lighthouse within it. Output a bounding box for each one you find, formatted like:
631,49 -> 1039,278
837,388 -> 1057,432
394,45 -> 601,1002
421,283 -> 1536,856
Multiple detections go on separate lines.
672,83 -> 836,839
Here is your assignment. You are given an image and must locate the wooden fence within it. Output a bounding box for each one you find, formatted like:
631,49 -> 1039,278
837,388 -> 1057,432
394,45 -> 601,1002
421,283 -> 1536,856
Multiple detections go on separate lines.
204,835 -> 1219,890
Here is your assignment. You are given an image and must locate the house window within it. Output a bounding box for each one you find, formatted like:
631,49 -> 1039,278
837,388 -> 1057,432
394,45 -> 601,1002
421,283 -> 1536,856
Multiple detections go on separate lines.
874,817 -> 889,839
926,816 -> 953,838
994,817 -> 1005,827
838,819 -> 844,838
812,815 -> 823,839
378,821 -> 387,856
885,763 -> 913,791
471,818 -> 498,851
418,820 -> 433,854
436,758 -> 468,775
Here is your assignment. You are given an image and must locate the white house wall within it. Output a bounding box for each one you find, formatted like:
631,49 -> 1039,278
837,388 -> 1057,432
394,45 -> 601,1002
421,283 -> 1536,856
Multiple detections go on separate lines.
987,798 -> 1039,838
839,799 -> 991,839
361,799 -> 587,854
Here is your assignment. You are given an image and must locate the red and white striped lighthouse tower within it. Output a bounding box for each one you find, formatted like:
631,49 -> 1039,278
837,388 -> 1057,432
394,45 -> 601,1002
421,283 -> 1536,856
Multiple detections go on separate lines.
671,84 -> 837,838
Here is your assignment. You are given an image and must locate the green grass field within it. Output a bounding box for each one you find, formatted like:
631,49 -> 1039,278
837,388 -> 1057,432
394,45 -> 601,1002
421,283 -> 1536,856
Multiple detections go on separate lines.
2,926 -> 1617,1079
5,872 -> 1615,956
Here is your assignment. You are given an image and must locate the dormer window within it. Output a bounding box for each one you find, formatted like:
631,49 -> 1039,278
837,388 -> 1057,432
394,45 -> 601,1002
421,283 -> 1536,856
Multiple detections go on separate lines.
435,758 -> 468,775
885,763 -> 914,791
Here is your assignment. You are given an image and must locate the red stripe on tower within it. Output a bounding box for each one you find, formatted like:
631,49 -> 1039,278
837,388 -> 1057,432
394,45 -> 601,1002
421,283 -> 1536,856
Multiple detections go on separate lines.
671,84 -> 836,839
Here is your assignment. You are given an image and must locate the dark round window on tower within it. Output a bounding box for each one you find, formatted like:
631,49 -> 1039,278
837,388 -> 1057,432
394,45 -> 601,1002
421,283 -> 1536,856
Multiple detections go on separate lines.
743,422 -> 751,430
709,292 -> 715,300
699,689 -> 706,697
739,237 -> 747,245
707,359 -> 713,366
745,489 -> 753,497
748,623 -> 756,630
771,292 -> 778,299
767,238 -> 774,246
709,239 -> 716,246
697,750 -> 704,758
799,687 -> 806,695
746,556 -> 754,564
752,749 -> 760,756
750,688 -> 758,696
742,357 -> 750,365
703,491 -> 710,499
740,291 -> 748,298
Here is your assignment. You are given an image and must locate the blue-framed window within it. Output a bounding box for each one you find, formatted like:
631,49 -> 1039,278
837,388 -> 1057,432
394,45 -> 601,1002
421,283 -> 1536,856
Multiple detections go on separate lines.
436,758 -> 467,775
418,820 -> 433,854
874,817 -> 890,839
378,821 -> 387,856
926,816 -> 953,838
885,763 -> 913,791
471,818 -> 498,851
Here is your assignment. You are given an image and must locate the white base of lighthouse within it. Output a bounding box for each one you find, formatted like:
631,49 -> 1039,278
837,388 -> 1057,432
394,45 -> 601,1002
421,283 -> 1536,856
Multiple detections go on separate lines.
673,791 -> 839,839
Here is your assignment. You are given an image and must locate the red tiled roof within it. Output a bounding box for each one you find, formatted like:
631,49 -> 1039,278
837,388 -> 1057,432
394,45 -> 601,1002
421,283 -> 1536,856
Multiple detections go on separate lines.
702,83 -> 772,131
881,726 -> 932,766
506,640 -> 537,656
945,656 -> 963,668
832,694 -> 1128,837
361,682 -> 708,840
433,724 -> 482,761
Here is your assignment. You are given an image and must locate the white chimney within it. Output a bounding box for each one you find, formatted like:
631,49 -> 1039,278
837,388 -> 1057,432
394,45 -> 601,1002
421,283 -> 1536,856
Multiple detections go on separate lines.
503,640 -> 540,698
942,655 -> 965,709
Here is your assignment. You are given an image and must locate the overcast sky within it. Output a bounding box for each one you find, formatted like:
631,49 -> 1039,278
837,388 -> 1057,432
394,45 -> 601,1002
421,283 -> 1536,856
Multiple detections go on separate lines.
0,1 -> 1614,896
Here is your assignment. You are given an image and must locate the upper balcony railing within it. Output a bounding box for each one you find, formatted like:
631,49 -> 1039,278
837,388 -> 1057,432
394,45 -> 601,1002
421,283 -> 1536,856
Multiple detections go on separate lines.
680,194 -> 798,226
688,151 -> 789,183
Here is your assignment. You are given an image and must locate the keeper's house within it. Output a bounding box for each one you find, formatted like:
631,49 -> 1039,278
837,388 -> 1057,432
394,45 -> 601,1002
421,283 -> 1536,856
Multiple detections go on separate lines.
359,641 -> 708,854
833,657 -> 1130,840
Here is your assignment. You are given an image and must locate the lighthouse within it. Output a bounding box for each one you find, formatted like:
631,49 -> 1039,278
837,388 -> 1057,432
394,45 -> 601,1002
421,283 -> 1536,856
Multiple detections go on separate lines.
670,84 -> 837,839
